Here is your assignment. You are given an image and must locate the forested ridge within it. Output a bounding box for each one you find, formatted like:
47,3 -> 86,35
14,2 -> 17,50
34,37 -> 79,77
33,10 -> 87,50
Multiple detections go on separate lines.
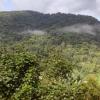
0,11 -> 99,33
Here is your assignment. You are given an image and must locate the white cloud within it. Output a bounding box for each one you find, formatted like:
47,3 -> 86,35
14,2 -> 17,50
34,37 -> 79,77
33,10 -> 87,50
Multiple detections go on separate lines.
0,0 -> 100,19
0,0 -> 5,10
12,0 -> 52,12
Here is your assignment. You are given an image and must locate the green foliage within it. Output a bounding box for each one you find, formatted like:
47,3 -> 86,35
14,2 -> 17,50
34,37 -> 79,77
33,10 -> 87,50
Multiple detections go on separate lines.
0,11 -> 98,34
0,11 -> 100,43
0,46 -> 40,100
0,33 -> 100,100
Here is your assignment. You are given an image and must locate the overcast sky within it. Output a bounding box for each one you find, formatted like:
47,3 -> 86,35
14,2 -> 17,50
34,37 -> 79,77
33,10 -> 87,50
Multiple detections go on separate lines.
0,0 -> 100,20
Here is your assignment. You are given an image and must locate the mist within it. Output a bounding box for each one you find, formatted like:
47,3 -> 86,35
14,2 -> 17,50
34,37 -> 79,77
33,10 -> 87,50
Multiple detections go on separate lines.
20,30 -> 46,36
19,24 -> 100,36
58,24 -> 100,35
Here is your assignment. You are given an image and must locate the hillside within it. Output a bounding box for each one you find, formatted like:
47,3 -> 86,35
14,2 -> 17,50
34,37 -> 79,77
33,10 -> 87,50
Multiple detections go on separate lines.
0,11 -> 100,100
0,11 -> 99,34
0,33 -> 100,100
0,11 -> 100,43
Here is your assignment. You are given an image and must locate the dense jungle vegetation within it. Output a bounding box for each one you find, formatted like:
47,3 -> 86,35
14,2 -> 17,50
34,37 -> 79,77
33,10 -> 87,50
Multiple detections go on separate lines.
0,11 -> 100,100
0,32 -> 100,100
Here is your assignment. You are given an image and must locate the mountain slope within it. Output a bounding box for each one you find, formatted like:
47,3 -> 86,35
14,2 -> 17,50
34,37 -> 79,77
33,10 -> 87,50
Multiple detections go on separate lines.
0,11 -> 99,34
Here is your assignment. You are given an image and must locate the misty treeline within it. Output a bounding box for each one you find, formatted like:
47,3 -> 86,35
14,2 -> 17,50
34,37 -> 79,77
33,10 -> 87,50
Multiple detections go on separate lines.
0,11 -> 99,34
0,33 -> 100,100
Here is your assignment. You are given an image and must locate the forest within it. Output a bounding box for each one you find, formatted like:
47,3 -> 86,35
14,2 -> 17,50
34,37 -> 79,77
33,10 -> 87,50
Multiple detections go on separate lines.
0,32 -> 100,100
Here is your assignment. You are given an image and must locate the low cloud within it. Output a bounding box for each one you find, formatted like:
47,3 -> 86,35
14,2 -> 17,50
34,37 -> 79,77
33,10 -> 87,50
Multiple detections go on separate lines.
58,24 -> 100,35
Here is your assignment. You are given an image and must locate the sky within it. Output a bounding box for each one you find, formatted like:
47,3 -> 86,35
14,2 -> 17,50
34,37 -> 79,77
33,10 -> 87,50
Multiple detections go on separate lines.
0,0 -> 100,20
